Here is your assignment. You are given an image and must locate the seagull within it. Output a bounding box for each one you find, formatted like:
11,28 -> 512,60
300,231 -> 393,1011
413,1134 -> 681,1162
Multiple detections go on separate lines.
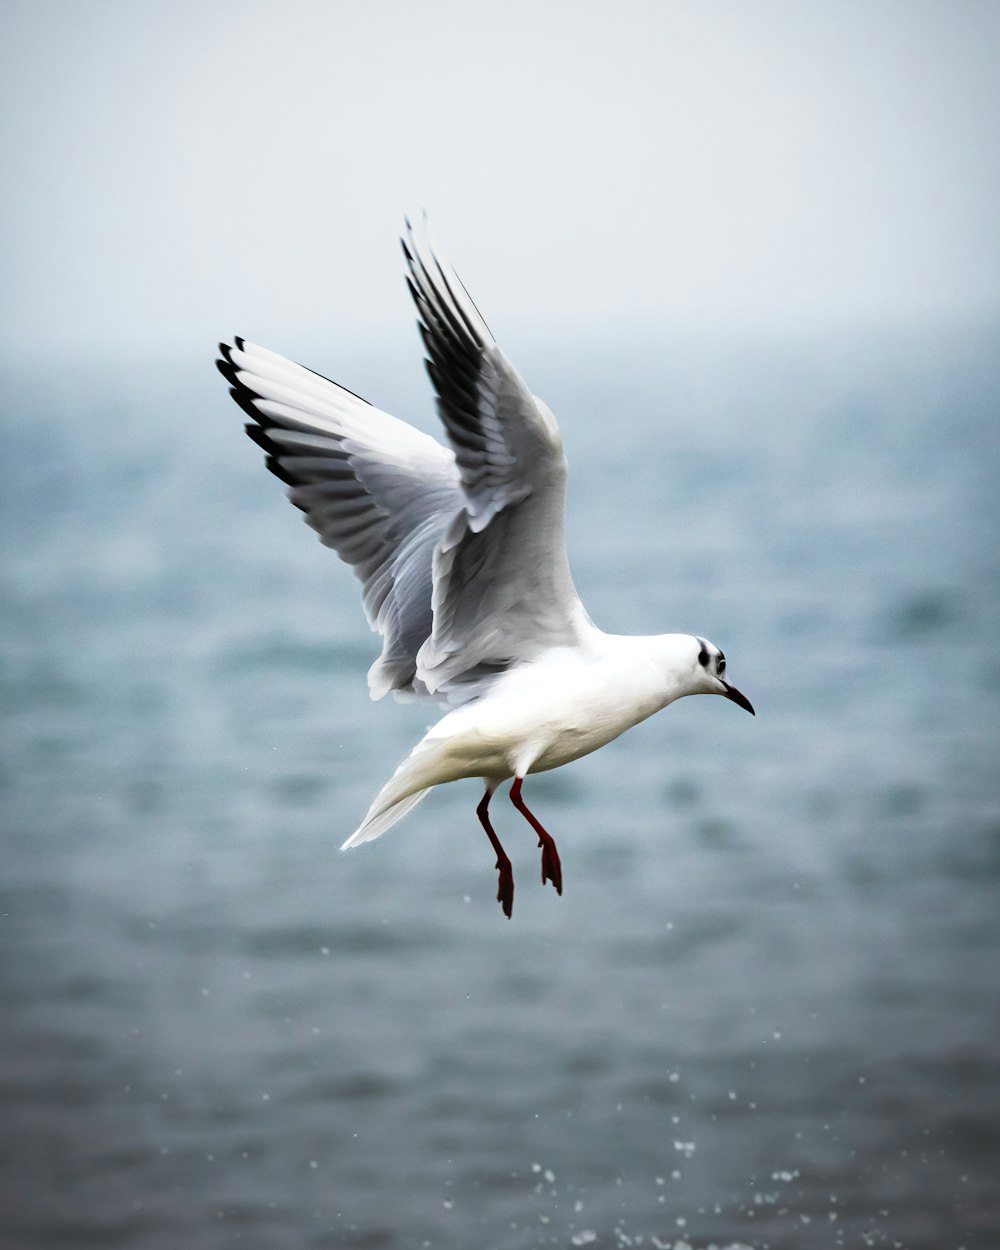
216,222 -> 754,918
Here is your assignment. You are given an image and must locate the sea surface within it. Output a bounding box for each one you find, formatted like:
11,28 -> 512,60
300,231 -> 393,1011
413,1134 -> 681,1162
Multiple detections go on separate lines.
1,322 -> 998,1250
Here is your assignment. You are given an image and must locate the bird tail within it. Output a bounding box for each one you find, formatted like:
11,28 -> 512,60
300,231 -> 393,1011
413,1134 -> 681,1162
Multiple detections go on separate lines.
340,742 -> 441,849
341,787 -> 431,849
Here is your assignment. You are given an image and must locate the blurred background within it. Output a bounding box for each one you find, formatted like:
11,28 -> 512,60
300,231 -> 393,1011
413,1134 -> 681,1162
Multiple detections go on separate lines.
2,2 -> 999,1247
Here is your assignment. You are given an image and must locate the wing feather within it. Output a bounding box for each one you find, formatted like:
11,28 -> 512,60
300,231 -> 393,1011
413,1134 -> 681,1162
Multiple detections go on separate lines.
217,338 -> 461,699
400,223 -> 591,696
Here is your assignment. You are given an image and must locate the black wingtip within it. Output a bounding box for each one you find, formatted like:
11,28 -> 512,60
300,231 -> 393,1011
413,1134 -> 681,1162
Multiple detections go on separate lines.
216,355 -> 239,387
227,382 -> 267,428
244,421 -> 269,449
243,422 -> 297,487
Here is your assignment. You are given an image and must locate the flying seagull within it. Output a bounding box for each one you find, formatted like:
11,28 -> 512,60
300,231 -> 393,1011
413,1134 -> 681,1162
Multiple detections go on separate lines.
216,222 -> 754,917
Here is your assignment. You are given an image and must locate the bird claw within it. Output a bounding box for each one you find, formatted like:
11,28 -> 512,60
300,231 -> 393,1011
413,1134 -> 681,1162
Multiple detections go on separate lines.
539,836 -> 563,895
495,859 -> 514,918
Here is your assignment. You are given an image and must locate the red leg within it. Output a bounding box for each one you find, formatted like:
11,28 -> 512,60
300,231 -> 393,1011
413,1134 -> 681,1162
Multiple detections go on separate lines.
509,777 -> 563,896
477,788 -> 514,918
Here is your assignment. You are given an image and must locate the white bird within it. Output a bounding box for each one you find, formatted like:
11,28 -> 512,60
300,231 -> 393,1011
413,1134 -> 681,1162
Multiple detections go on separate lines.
217,222 -> 754,917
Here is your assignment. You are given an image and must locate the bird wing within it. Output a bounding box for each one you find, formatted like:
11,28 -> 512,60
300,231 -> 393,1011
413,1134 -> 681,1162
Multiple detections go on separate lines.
401,222 -> 591,698
218,225 -> 590,705
216,337 -> 462,699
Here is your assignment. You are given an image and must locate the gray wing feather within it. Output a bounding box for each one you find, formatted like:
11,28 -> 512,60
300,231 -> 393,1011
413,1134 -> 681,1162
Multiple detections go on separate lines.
217,338 -> 461,699
401,224 -> 590,696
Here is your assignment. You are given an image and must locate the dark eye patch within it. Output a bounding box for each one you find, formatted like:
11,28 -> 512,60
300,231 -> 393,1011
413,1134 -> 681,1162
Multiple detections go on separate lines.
696,637 -> 710,667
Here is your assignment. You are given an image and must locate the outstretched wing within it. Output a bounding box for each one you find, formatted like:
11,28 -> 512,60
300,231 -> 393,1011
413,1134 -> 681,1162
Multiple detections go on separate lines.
216,337 -> 462,699
402,222 -> 591,697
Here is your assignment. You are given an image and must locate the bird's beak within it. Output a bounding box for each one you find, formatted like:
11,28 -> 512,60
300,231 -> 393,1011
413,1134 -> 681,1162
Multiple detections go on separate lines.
721,682 -> 755,716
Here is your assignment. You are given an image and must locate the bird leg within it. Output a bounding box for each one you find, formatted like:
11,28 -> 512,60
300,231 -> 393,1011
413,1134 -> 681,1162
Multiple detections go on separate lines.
477,788 -> 514,918
509,777 -> 563,895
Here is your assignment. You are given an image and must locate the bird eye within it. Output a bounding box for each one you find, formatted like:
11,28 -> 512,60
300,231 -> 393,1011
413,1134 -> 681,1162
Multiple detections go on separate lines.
717,658 -> 726,676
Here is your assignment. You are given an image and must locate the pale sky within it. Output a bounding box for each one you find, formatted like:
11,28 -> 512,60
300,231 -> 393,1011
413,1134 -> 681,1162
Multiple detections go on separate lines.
2,0 -> 998,361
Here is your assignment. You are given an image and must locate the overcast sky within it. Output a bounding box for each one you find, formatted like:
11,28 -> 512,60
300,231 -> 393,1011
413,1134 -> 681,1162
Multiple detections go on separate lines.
2,0 -> 998,362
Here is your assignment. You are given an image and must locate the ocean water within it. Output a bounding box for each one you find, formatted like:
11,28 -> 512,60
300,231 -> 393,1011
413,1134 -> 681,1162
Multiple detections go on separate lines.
1,322 -> 998,1250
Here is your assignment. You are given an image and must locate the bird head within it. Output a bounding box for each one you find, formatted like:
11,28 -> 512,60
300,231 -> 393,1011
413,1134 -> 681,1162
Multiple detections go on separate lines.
684,635 -> 755,715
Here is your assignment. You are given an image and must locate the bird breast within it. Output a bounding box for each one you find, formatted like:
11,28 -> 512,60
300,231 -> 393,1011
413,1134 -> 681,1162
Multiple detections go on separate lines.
427,642 -> 672,780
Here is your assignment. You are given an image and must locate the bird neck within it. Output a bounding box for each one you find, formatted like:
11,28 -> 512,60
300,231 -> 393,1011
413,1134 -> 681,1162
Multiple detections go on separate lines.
590,630 -> 698,709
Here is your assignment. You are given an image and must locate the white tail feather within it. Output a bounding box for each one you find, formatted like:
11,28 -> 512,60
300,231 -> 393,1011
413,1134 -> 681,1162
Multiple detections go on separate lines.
341,787 -> 431,849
